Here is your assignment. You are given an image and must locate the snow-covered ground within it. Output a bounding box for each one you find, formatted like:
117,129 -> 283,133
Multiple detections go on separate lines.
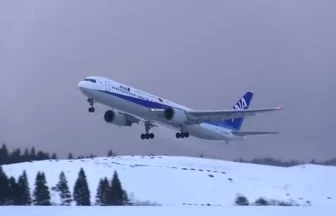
0,206 -> 335,216
2,155 -> 336,206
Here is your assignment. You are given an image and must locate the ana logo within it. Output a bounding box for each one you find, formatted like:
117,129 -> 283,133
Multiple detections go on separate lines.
158,97 -> 163,102
233,98 -> 247,110
119,85 -> 130,91
231,98 -> 248,122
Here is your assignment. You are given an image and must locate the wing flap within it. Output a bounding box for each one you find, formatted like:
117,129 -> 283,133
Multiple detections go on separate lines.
123,113 -> 140,123
122,112 -> 158,128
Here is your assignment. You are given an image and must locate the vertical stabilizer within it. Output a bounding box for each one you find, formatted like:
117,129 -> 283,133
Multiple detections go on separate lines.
223,91 -> 254,131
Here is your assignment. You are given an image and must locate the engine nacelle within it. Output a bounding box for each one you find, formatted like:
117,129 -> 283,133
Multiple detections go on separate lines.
163,107 -> 188,124
104,110 -> 132,126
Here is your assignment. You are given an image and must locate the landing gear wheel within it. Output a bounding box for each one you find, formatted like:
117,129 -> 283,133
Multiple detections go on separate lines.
176,132 -> 189,139
87,98 -> 95,113
141,133 -> 154,140
141,122 -> 155,140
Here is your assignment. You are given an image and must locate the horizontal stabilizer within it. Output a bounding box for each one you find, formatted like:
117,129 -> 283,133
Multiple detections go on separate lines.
232,131 -> 279,136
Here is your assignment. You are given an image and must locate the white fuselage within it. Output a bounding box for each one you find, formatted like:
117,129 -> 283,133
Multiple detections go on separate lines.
78,76 -> 243,141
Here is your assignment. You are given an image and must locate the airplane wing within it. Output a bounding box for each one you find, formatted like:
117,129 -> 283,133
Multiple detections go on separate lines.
231,131 -> 279,136
186,107 -> 282,122
150,91 -> 281,129
123,113 -> 141,123
150,107 -> 281,123
123,112 -> 158,127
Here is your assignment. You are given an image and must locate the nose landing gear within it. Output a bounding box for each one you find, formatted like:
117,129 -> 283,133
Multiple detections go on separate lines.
87,98 -> 95,112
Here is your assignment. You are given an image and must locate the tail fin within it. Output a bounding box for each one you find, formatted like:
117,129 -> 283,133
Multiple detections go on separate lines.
224,91 -> 254,131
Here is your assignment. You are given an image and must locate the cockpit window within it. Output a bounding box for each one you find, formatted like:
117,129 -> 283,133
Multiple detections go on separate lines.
84,78 -> 96,83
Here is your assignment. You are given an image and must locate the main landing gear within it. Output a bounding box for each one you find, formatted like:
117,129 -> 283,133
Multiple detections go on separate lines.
175,125 -> 189,139
141,122 -> 155,140
176,132 -> 189,139
141,133 -> 154,140
87,98 -> 95,113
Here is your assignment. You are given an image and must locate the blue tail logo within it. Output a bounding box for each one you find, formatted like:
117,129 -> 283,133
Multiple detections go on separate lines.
224,91 -> 254,131
233,97 -> 248,110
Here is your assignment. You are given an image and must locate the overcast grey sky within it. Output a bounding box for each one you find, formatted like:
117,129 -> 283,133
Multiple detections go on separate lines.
0,0 -> 335,161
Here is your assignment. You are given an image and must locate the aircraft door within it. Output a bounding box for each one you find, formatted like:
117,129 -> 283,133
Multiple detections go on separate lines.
105,81 -> 110,92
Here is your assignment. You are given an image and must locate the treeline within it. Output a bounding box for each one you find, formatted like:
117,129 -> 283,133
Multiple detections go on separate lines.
233,194 -> 310,206
0,166 -> 129,206
233,157 -> 336,167
0,144 -> 116,166
0,144 -> 55,165
1,143 -> 335,167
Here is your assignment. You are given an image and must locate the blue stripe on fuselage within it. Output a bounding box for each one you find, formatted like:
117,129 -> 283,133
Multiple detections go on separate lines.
97,90 -> 237,131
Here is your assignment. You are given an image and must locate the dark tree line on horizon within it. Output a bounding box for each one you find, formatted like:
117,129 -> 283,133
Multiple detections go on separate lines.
0,144 -> 117,166
1,143 -> 335,167
233,157 -> 336,167
0,165 -> 130,206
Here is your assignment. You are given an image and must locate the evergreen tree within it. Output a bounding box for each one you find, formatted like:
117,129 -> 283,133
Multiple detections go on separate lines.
56,171 -> 72,206
30,147 -> 36,160
68,153 -> 73,159
0,144 -> 9,165
36,151 -> 48,160
10,149 -> 22,163
102,177 -> 110,205
109,171 -> 125,205
107,150 -> 116,157
95,179 -> 104,205
7,176 -> 19,205
33,172 -> 51,205
51,153 -> 57,160
45,152 -> 50,159
22,148 -> 30,162
95,177 -> 110,205
122,189 -> 130,205
0,166 -> 9,205
73,168 -> 91,206
17,170 -> 31,205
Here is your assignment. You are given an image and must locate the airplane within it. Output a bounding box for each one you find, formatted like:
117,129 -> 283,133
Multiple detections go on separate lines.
78,76 -> 281,143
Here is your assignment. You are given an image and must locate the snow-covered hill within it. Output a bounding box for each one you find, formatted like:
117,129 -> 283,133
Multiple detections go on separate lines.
1,206 -> 336,216
2,155 -> 335,206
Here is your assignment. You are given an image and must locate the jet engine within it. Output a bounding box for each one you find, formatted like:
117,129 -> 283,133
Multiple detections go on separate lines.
163,107 -> 188,124
104,110 -> 132,126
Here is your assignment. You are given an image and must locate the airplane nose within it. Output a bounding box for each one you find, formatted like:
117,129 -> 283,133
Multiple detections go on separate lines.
78,81 -> 86,93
